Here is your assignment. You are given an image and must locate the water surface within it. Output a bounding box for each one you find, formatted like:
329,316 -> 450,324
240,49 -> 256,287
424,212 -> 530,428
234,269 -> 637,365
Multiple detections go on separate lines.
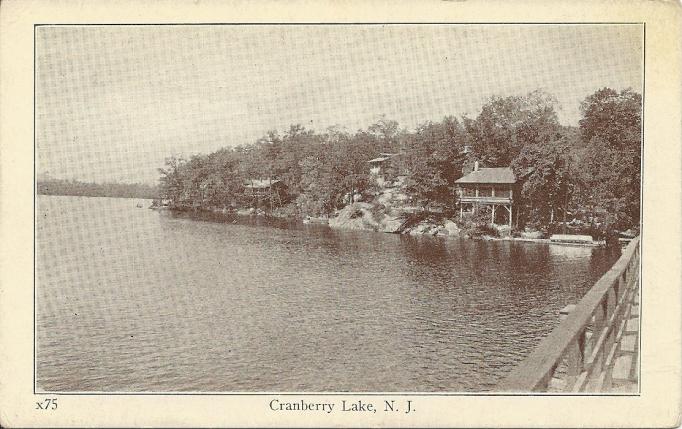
36,195 -> 620,392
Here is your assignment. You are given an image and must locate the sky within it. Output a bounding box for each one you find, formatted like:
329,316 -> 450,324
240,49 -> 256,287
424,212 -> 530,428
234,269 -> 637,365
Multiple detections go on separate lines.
35,24 -> 643,185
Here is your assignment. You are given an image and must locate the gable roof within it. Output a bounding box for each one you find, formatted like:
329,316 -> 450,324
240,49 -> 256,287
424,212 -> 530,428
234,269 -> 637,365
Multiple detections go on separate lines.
455,167 -> 516,184
244,179 -> 281,189
368,153 -> 400,163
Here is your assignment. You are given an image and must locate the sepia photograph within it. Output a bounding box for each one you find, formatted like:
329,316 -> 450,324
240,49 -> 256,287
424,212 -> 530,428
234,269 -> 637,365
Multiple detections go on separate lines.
1,0 -> 681,424
33,23 -> 644,396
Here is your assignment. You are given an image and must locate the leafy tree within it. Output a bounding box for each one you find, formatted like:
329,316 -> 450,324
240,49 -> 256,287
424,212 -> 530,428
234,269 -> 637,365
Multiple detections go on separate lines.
512,131 -> 576,226
297,156 -> 331,215
579,88 -> 641,149
578,88 -> 641,228
401,117 -> 468,208
158,156 -> 186,204
205,149 -> 244,207
367,116 -> 404,153
465,90 -> 560,167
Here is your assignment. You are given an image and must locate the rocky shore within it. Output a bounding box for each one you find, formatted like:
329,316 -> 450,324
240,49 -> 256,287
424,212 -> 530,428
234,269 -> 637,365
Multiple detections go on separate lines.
162,202 -> 615,247
328,202 -> 466,238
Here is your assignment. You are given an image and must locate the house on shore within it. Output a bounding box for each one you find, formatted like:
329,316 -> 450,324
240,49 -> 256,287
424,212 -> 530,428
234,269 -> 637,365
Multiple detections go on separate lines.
367,152 -> 402,188
243,179 -> 286,207
455,161 -> 517,227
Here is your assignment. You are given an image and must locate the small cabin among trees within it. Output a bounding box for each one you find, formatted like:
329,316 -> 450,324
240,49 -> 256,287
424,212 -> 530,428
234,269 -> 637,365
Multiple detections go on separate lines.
368,153 -> 400,187
455,162 -> 517,227
243,179 -> 286,208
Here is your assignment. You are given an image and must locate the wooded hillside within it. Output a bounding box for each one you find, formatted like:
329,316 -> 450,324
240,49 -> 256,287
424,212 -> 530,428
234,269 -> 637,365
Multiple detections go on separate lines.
158,87 -> 641,230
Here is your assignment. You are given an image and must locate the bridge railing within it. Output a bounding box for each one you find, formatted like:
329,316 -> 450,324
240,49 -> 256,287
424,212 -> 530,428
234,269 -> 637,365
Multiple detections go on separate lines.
497,236 -> 640,392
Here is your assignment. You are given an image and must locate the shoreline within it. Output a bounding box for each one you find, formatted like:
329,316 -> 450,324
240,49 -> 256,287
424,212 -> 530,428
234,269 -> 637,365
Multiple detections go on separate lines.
159,204 -> 611,248
39,193 -> 625,249
38,192 -> 156,201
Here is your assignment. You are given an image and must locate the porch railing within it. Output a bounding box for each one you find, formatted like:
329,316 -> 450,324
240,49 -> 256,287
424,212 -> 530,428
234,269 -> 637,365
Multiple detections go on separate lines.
497,236 -> 640,392
458,196 -> 513,204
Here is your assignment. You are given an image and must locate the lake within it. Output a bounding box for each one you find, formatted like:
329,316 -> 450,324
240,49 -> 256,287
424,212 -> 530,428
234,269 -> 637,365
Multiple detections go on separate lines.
35,195 -> 620,392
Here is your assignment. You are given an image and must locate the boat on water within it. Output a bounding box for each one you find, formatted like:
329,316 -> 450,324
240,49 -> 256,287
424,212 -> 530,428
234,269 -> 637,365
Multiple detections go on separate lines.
149,198 -> 171,209
617,228 -> 637,243
302,216 -> 329,225
549,234 -> 604,247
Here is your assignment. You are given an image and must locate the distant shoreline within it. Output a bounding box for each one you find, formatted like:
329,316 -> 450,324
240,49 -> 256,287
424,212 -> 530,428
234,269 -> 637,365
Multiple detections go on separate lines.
37,179 -> 159,200
37,192 -> 154,201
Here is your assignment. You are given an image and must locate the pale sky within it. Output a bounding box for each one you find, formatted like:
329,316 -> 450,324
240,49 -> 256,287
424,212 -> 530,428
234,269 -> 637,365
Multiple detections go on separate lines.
36,24 -> 643,184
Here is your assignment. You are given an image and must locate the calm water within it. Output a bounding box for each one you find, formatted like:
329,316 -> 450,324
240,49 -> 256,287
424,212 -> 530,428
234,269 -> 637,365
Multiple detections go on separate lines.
36,195 -> 620,392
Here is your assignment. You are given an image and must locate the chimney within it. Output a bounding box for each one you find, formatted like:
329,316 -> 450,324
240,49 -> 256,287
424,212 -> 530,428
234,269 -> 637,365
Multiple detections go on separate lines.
474,161 -> 479,172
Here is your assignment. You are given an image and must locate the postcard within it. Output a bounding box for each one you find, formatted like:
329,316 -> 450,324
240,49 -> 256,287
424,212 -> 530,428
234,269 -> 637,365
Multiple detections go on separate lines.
1,0 -> 680,427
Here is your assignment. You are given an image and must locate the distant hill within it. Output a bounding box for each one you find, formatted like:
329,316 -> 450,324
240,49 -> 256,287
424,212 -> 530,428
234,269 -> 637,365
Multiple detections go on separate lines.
37,179 -> 159,199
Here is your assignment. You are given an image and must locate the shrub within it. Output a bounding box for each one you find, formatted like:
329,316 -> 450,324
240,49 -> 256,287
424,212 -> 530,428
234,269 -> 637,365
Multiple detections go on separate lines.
272,202 -> 300,219
349,207 -> 364,219
370,203 -> 386,223
295,194 -> 325,217
456,207 -> 499,238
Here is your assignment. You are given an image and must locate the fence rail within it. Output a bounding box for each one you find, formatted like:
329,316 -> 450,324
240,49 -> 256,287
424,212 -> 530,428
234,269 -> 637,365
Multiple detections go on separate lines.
497,236 -> 640,392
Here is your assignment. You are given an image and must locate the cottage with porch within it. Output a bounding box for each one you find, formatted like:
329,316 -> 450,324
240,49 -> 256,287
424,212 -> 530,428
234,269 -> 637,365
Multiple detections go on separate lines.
455,162 -> 517,227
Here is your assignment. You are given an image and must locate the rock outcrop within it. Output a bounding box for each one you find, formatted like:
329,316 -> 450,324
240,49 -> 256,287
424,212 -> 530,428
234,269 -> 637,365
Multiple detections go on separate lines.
520,230 -> 544,239
328,183 -> 470,238
329,202 -> 467,239
328,202 -> 403,232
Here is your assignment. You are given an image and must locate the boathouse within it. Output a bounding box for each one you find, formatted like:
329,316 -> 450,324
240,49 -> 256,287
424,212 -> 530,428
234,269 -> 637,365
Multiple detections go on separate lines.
455,162 -> 517,226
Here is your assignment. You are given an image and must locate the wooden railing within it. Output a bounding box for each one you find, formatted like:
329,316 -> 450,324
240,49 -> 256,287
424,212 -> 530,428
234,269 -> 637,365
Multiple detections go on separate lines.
498,236 -> 640,392
458,196 -> 513,204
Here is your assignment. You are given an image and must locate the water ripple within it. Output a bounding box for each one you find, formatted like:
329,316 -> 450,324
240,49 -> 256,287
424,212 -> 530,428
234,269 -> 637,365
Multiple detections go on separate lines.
36,196 -> 620,392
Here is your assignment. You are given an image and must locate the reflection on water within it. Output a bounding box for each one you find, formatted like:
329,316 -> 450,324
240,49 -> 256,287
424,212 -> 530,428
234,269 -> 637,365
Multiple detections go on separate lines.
36,196 -> 620,392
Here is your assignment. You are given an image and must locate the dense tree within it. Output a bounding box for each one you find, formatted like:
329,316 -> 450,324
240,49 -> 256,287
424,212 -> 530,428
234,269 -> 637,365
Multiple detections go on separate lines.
579,88 -> 641,148
297,155 -> 337,215
400,117 -> 468,208
577,88 -> 641,228
512,131 -> 576,225
158,156 -> 186,202
149,88 -> 641,231
465,90 -> 561,167
204,149 -> 244,207
37,178 -> 159,199
367,116 -> 404,153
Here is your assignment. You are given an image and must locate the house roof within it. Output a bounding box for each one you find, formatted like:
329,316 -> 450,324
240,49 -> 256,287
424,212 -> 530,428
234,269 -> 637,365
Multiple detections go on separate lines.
368,153 -> 399,163
244,179 -> 281,189
455,167 -> 516,184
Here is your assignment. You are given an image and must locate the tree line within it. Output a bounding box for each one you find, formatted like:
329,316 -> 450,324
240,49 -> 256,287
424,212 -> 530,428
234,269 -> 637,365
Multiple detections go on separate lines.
37,178 -> 160,200
158,87 -> 641,231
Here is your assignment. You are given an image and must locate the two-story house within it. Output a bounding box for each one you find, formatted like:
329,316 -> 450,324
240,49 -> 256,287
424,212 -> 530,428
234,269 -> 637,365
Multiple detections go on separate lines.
455,161 -> 517,227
